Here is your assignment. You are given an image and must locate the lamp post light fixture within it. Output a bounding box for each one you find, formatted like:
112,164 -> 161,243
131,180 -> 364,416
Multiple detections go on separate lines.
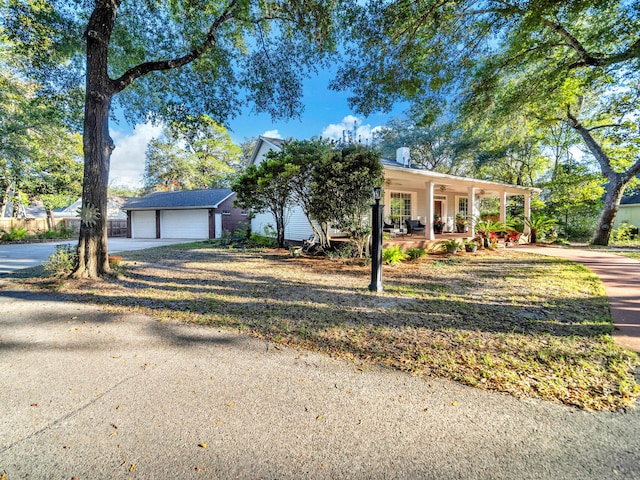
369,186 -> 384,292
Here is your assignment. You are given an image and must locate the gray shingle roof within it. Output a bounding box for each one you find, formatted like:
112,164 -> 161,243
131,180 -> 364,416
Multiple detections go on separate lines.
123,189 -> 234,210
621,194 -> 640,205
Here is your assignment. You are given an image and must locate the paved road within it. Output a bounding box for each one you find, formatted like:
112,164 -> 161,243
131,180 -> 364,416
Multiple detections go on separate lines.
0,289 -> 639,479
519,245 -> 640,353
0,238 -> 203,275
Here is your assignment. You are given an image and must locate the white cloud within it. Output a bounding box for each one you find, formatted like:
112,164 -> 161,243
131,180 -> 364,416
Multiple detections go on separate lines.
109,123 -> 163,189
320,115 -> 377,144
261,129 -> 282,139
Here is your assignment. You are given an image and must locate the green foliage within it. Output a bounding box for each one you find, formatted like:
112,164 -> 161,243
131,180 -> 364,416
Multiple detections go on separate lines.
441,239 -> 461,253
406,247 -> 427,261
246,234 -> 277,248
44,244 -> 78,276
36,223 -> 76,240
382,245 -> 409,265
336,0 -> 640,246
143,115 -> 242,191
0,226 -> 28,242
0,69 -> 83,214
612,223 -> 638,242
309,144 -> 384,257
525,213 -> 558,243
233,156 -> 298,248
375,118 -> 477,175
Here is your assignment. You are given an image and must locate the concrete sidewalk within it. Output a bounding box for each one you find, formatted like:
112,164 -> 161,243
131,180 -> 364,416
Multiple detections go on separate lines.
519,246 -> 640,353
1,289 -> 639,479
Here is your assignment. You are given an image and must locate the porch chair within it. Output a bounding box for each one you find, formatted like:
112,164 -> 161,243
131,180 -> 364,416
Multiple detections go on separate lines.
405,219 -> 426,236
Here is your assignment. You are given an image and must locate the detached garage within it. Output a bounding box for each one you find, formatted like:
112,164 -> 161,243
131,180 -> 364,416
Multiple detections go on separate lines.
123,189 -> 246,240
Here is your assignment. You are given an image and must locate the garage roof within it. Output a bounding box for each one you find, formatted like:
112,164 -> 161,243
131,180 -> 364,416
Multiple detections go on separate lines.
123,189 -> 234,211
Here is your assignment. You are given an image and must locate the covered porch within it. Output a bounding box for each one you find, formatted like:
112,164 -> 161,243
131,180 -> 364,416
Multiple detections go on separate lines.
381,163 -> 539,241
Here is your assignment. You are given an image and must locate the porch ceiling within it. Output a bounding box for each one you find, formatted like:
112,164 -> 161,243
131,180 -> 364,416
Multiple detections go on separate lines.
383,165 -> 539,197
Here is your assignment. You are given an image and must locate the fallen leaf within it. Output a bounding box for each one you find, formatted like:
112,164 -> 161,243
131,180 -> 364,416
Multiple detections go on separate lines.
226,403 -> 233,408
30,403 -> 38,407
1,473 -> 6,480
451,401 -> 458,407
111,424 -> 118,429
129,464 -> 136,472
423,408 -> 429,412
198,443 -> 207,448
195,467 -> 201,472
316,415 -> 323,420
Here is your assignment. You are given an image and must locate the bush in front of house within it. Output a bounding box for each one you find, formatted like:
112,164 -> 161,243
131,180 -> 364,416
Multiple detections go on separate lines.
406,247 -> 428,260
382,245 -> 409,265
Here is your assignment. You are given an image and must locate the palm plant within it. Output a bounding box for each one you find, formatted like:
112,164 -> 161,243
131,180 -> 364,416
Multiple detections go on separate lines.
524,213 -> 557,244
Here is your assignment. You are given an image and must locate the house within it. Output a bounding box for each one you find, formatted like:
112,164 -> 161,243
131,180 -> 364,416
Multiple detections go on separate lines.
123,189 -> 246,239
57,196 -> 130,220
614,194 -> 640,228
249,137 -> 540,241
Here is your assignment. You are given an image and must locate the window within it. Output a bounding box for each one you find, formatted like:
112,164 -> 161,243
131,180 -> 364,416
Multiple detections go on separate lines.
222,210 -> 231,216
389,192 -> 412,227
457,197 -> 469,217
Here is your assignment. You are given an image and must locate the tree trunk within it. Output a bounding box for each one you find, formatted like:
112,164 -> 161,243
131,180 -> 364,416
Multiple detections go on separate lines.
0,182 -> 11,218
592,178 -> 625,245
567,110 -> 640,246
74,3 -> 118,278
46,209 -> 55,231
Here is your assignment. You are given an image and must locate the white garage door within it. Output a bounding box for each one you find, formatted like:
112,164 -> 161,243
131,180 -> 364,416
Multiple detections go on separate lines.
161,209 -> 209,239
131,210 -> 156,239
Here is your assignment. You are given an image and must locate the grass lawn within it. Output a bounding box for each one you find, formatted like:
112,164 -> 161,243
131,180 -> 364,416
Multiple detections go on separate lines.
10,243 -> 640,411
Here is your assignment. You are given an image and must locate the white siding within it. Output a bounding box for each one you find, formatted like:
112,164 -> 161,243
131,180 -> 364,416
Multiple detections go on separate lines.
253,141 -> 278,166
250,206 -> 314,242
160,209 -> 209,239
131,210 -> 156,238
615,205 -> 640,228
285,206 -> 314,241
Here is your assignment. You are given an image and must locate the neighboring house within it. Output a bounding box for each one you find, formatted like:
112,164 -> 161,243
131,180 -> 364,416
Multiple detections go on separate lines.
123,189 -> 246,239
248,137 -> 540,242
614,194 -> 640,228
56,196 -> 130,220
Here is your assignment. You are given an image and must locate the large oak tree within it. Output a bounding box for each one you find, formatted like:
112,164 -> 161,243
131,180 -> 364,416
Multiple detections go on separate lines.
2,0 -> 338,276
334,0 -> 640,245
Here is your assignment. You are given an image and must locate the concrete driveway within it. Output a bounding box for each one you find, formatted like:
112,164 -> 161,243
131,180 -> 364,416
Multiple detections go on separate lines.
0,238 -> 203,275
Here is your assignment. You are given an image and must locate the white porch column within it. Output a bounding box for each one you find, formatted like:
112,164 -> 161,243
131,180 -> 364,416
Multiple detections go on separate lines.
499,191 -> 507,223
523,192 -> 531,235
425,181 -> 435,240
467,186 -> 477,236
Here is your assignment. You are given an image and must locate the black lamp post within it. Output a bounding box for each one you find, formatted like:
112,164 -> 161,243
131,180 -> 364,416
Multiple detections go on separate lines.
369,186 -> 384,292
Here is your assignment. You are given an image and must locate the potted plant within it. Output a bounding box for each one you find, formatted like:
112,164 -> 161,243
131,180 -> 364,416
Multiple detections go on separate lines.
441,239 -> 460,254
433,214 -> 444,234
455,213 -> 468,233
464,240 -> 479,252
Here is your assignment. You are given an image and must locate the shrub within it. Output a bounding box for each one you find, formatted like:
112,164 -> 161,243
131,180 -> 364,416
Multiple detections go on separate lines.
246,233 -> 277,248
382,245 -> 409,265
44,244 -> 78,276
406,247 -> 427,260
612,222 -> 637,242
0,226 -> 29,242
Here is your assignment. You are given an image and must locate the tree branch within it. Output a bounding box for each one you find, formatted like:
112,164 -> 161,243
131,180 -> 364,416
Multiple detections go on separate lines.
543,18 -> 640,69
111,0 -> 238,93
565,106 -> 616,179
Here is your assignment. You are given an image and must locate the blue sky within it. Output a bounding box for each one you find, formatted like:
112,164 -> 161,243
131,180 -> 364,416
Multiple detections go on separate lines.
109,68 -> 407,189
